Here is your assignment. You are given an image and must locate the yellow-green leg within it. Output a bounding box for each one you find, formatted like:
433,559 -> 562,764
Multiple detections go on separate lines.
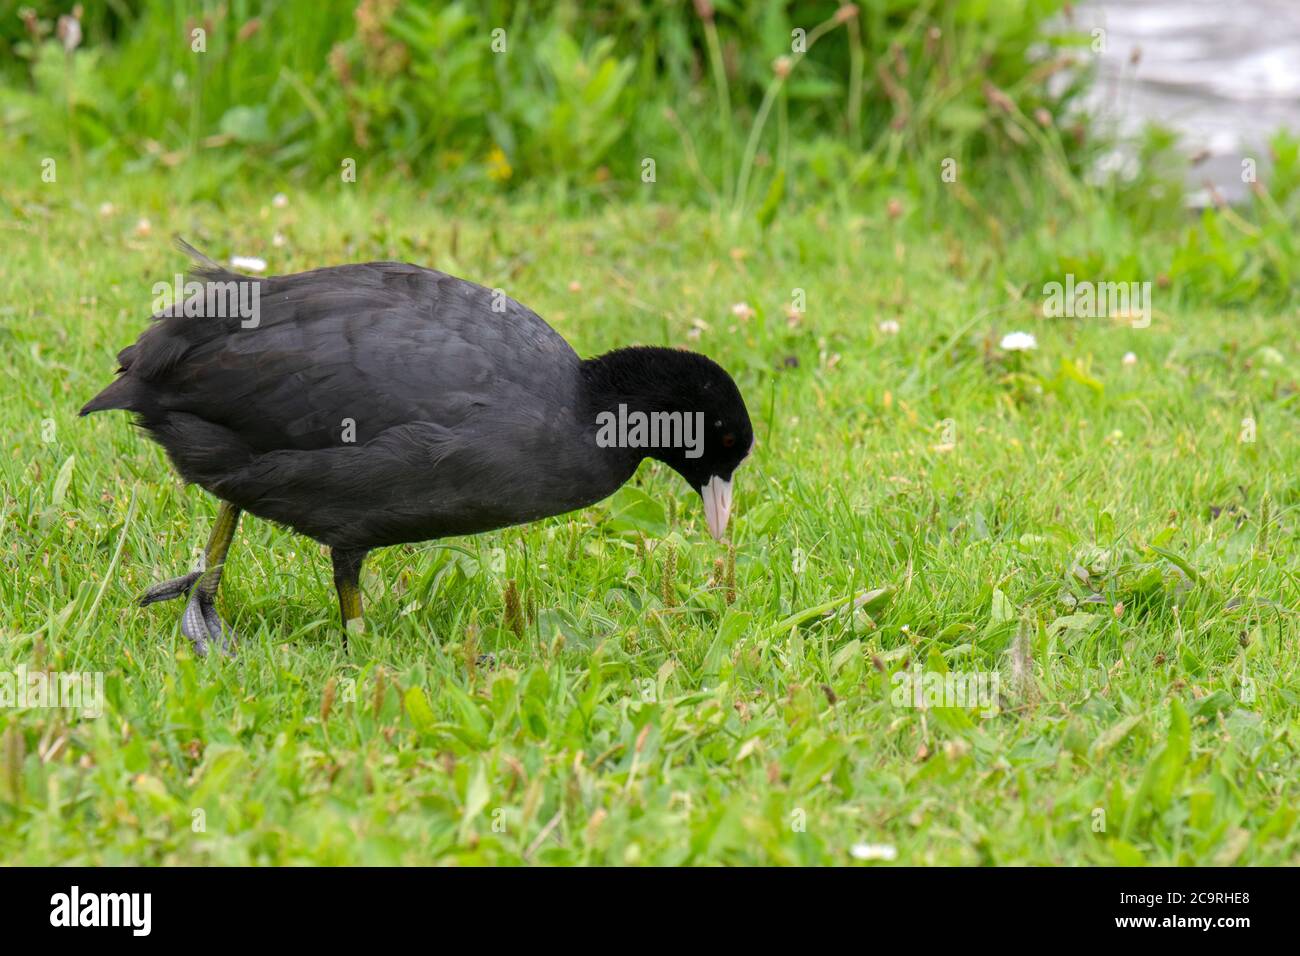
332,547 -> 369,641
139,500 -> 242,656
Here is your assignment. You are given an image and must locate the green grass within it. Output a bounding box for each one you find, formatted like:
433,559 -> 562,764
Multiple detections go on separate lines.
1,168 -> 1297,865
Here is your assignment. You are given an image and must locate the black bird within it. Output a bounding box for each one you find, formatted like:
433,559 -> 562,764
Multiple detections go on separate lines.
82,241 -> 753,654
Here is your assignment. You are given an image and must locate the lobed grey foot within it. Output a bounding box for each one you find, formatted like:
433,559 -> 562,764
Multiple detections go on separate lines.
138,570 -> 203,607
180,590 -> 238,657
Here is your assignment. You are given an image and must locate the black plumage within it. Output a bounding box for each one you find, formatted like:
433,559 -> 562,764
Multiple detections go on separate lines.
83,242 -> 753,652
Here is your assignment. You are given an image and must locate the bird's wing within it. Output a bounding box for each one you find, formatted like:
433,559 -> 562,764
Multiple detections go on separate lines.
125,261 -> 580,451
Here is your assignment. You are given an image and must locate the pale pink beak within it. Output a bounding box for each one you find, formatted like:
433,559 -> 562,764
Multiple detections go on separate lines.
701,475 -> 733,541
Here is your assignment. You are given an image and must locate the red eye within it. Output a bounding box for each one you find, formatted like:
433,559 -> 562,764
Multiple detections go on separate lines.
722,433 -> 736,449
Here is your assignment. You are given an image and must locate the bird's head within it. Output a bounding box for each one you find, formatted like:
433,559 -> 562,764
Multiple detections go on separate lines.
584,346 -> 753,540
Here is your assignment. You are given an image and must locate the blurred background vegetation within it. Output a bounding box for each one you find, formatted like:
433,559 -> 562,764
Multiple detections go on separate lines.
2,1 -> 1092,203
1,0 -> 1296,306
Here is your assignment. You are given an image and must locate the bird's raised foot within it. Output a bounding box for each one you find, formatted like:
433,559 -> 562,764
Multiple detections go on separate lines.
180,589 -> 238,657
138,570 -> 203,607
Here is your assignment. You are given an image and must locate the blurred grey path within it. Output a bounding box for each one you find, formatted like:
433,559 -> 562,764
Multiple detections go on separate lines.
1080,0 -> 1300,202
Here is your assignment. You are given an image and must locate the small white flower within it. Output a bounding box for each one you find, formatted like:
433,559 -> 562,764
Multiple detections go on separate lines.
1122,351 -> 1137,366
57,15 -> 82,54
878,319 -> 900,335
272,232 -> 287,248
271,193 -> 289,208
134,217 -> 152,237
850,843 -> 898,861
1000,331 -> 1037,352
98,202 -> 115,217
231,256 -> 267,273
730,302 -> 755,321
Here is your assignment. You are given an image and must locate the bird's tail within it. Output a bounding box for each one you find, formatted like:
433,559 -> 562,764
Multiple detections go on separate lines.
82,239 -> 223,418
173,236 -> 223,271
80,376 -> 137,416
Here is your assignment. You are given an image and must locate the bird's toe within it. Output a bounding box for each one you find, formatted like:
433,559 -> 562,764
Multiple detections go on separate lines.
180,591 -> 237,657
139,570 -> 203,607
202,599 -> 239,656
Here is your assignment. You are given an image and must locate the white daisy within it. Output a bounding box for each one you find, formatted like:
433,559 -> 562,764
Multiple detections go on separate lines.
231,256 -> 267,273
1000,331 -> 1037,351
850,843 -> 898,861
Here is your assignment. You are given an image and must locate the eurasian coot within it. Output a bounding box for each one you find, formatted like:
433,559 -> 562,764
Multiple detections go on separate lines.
82,242 -> 753,654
